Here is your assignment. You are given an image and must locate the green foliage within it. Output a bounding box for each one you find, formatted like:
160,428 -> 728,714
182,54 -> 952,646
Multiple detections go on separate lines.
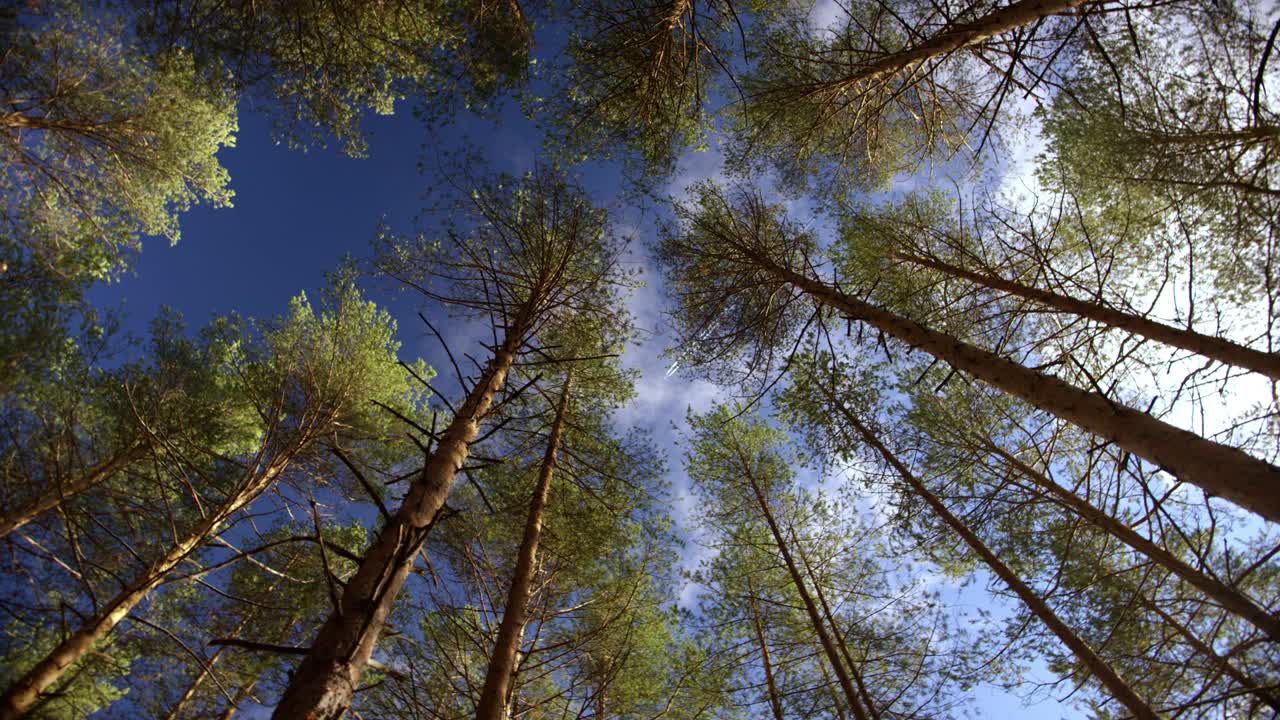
131,0 -> 530,155
551,0 -> 735,175
2,5 -> 236,280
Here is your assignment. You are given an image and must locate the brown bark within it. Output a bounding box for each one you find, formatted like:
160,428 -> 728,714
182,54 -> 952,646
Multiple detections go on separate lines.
895,251 -> 1280,381
732,440 -> 871,720
0,456 -> 291,720
760,258 -> 1280,522
981,439 -> 1280,643
0,442 -> 146,539
745,577 -> 786,720
271,308 -> 533,720
475,372 -> 573,720
218,678 -> 258,720
794,532 -> 881,720
164,642 -> 231,720
824,0 -> 1092,89
818,387 -> 1161,720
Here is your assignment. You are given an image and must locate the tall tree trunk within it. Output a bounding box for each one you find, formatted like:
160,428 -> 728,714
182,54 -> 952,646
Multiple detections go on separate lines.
817,386 -> 1161,720
793,529 -> 881,720
979,437 -> 1280,642
272,308 -> 534,720
164,638 -> 236,720
894,251 -> 1280,380
757,257 -> 1280,522
218,677 -> 259,720
0,442 -> 146,539
824,0 -> 1091,89
475,371 -> 573,720
0,457 -> 292,720
745,576 -> 786,720
733,442 -> 872,720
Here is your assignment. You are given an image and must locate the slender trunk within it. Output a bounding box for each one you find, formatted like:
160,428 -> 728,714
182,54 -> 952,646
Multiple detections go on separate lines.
1142,598 -> 1280,712
0,457 -> 291,720
745,577 -> 785,720
760,258 -> 1280,522
817,653 -> 850,720
164,642 -> 233,720
218,678 -> 258,720
895,251 -> 1280,381
0,442 -> 146,539
826,0 -> 1091,89
794,531 -> 881,720
734,444 -> 871,720
981,438 -> 1280,642
475,372 -> 573,720
272,308 -> 534,720
819,388 -> 1160,720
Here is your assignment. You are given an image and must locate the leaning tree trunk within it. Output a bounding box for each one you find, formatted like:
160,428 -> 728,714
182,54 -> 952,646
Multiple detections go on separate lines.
794,531 -> 881,720
757,257 -> 1280,522
745,576 -> 786,720
895,251 -> 1280,381
818,386 -> 1161,720
978,438 -> 1280,643
272,307 -> 534,720
826,0 -> 1092,88
734,443 -> 872,720
0,456 -> 292,720
0,442 -> 146,539
475,371 -> 573,720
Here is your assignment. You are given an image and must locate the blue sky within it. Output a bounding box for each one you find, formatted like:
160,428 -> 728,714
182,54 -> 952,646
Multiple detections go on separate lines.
81,79 -> 1089,716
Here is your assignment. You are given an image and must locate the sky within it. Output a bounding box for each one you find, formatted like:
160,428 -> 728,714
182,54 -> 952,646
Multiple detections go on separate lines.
78,85 -> 1096,717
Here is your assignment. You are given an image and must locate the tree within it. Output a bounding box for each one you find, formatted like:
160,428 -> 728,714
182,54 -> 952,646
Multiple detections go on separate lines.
1,4 -> 235,284
657,183 -> 1280,522
272,165 -> 636,719
551,0 -> 740,175
130,0 -> 531,155
0,278 -> 424,718
727,0 -> 1098,194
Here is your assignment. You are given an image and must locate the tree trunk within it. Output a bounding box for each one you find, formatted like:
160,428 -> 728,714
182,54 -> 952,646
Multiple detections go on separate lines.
218,677 -> 259,720
272,309 -> 533,720
793,530 -> 881,720
745,577 -> 786,720
760,258 -> 1280,522
894,251 -> 1280,380
819,387 -> 1161,720
0,442 -> 146,539
733,442 -> 871,720
475,372 -> 573,720
0,457 -> 291,720
165,639 -> 234,720
826,0 -> 1092,89
980,438 -> 1280,643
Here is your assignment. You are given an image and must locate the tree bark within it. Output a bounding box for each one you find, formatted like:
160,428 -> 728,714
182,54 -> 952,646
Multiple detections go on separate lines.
745,577 -> 786,720
0,456 -> 291,720
980,438 -> 1280,643
825,0 -> 1092,89
794,530 -> 881,720
475,372 -> 573,720
0,442 -> 146,539
271,308 -> 533,720
759,257 -> 1280,523
732,441 -> 872,720
819,387 -> 1161,720
895,251 -> 1280,381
